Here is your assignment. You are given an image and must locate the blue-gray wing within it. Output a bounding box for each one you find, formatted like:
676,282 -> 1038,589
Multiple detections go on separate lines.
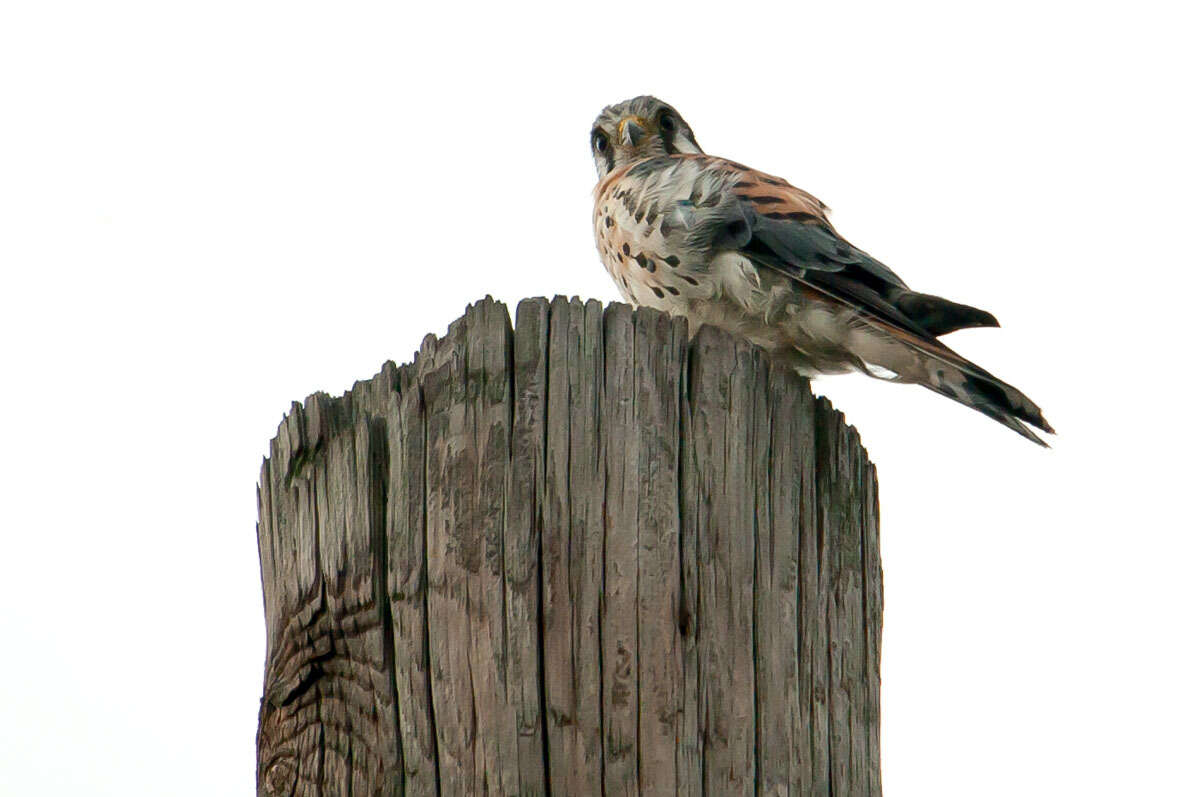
710,166 -> 999,339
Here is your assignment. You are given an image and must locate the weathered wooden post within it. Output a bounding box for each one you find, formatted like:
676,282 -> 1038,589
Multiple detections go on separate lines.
256,297 -> 882,796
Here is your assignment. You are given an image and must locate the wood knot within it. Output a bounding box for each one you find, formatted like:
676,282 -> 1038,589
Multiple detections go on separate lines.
262,753 -> 297,795
677,607 -> 693,638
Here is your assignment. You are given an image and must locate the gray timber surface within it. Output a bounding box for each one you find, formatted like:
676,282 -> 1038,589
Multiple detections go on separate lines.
256,297 -> 882,796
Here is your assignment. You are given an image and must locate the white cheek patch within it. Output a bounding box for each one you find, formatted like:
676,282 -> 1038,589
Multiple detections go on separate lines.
595,155 -> 614,180
671,132 -> 704,155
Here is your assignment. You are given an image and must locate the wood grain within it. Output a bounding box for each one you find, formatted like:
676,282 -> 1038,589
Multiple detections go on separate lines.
256,297 -> 882,795
542,297 -> 606,795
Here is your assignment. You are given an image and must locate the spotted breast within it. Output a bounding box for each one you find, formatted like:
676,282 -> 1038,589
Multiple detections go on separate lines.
593,155 -> 732,308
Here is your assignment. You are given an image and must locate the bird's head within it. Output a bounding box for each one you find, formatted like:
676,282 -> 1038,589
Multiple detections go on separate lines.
590,95 -> 703,180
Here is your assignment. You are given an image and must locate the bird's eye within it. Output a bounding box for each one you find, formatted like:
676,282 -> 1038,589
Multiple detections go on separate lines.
592,130 -> 609,153
659,112 -> 676,133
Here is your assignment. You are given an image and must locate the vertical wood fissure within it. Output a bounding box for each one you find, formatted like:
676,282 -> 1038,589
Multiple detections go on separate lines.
595,301 -> 608,795
534,303 -> 554,797
309,476 -> 327,797
598,447 -> 608,797
748,369 -> 761,797
419,383 -> 444,797
367,416 -> 405,792
631,312 -> 642,797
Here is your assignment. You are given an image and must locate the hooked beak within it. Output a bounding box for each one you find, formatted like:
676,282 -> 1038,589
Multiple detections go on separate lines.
619,115 -> 648,147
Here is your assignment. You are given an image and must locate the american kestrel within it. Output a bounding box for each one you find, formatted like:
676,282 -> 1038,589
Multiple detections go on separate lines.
591,95 -> 1054,446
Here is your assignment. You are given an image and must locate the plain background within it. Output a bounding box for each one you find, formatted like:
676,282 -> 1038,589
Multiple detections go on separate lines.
2,1 -> 1197,794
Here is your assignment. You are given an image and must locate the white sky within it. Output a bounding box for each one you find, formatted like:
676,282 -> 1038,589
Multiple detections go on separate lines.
2,1 -> 1197,794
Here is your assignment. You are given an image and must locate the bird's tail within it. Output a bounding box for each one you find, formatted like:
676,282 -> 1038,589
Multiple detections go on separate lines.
847,318 -> 1055,446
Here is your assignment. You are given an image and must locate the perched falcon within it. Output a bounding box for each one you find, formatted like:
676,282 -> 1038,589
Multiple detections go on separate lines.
591,95 -> 1054,446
